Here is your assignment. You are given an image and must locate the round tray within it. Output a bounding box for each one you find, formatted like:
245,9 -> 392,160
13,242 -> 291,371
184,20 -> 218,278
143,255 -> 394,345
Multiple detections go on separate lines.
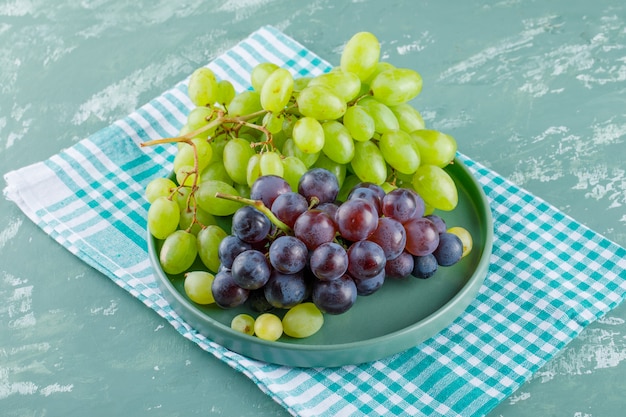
149,158 -> 493,367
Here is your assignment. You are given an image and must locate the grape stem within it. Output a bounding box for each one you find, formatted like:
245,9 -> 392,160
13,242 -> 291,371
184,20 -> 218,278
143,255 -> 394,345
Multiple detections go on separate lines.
214,192 -> 292,235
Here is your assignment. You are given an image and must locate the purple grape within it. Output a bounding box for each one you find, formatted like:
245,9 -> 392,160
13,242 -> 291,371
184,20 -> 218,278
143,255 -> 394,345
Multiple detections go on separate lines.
404,217 -> 440,256
309,242 -> 349,281
433,232 -> 464,266
425,214 -> 447,234
247,288 -> 274,313
347,240 -> 386,280
218,235 -> 252,268
250,175 -> 291,208
264,269 -> 309,309
385,250 -> 414,279
211,269 -> 249,308
347,186 -> 383,215
312,275 -> 357,315
293,209 -> 337,250
298,168 -> 339,206
316,202 -> 339,219
412,253 -> 438,279
382,187 -> 423,223
270,192 -> 308,229
231,205 -> 271,244
335,198 -> 378,242
367,217 -> 407,260
353,269 -> 385,296
231,249 -> 271,290
268,235 -> 308,274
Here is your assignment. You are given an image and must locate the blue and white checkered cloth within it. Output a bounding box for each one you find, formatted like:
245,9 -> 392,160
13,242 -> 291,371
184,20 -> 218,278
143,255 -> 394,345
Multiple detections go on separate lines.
4,26 -> 626,417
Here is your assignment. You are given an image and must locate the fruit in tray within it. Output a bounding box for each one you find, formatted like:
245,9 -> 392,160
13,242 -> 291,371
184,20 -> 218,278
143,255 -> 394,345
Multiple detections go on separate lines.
143,31 -> 473,340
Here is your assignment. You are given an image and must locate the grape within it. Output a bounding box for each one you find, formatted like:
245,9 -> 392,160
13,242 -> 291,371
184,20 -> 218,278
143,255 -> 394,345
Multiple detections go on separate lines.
247,289 -> 275,313
175,164 -> 197,187
367,217 -> 407,260
425,214 -> 447,234
197,225 -> 228,273
223,137 -> 256,185
282,138 -> 320,168
335,198 -> 378,242
312,275 -> 357,315
250,174 -> 291,209
282,302 -> 324,338
174,138 -> 213,173
309,242 -> 349,281
251,62 -> 279,92
231,206 -> 271,244
404,217 -> 440,256
353,269 -> 385,296
293,210 -> 337,250
268,236 -> 308,274
259,151 -> 284,177
211,269 -> 249,308
246,154 -> 261,187
293,76 -> 312,92
216,79 -> 236,107
447,226 -> 473,258
340,32 -> 380,81
201,160 -> 233,184
378,130 -> 420,175
412,253 -> 438,279
312,154 -> 346,189
218,235 -> 252,269
231,249 -> 271,290
270,192 -> 308,229
342,105 -> 375,142
315,202 -> 339,219
358,97 -> 399,133
347,185 -> 384,215
321,120 -> 355,164
260,67 -> 294,113
179,204 -> 216,235
370,68 -> 423,106
281,156 -> 309,191
184,271 -> 215,305
159,230 -> 198,275
350,140 -> 387,185
196,180 -> 243,216
381,187 -> 424,223
231,314 -> 255,336
385,251 -> 414,279
296,85 -> 347,120
297,167 -> 339,205
186,106 -> 215,137
433,232 -> 464,267
254,313 -> 283,341
390,103 -> 425,133
347,240 -> 386,279
145,177 -> 176,203
337,175 -> 362,202
188,67 -> 218,106
227,90 -> 262,118
292,116 -> 325,154
308,70 -> 361,102
411,165 -> 458,211
410,130 -> 457,168
148,196 -> 180,240
264,269 -> 308,309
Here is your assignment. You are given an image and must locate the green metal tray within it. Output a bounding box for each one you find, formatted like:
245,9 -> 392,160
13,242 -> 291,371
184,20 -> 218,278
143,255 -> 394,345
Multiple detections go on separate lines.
149,158 -> 493,367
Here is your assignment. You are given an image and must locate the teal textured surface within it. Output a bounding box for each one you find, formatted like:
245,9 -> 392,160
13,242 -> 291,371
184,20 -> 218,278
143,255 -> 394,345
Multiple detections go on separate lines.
4,26 -> 626,417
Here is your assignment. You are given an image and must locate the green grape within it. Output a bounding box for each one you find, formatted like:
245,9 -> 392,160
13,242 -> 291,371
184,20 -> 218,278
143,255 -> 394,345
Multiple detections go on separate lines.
292,117 -> 325,154
390,103 -> 425,133
196,180 -> 244,216
234,182 -> 250,199
179,204 -> 216,235
175,164 -> 198,187
337,174 -> 362,202
184,271 -> 215,305
228,90 -> 262,118
296,85 -> 346,121
281,155 -> 308,191
411,165 -> 458,211
447,226 -> 473,258
251,62 -> 279,92
293,76 -> 312,92
186,106 -> 216,138
254,313 -> 283,341
260,67 -> 294,113
259,151 -> 284,177
188,67 -> 219,107
282,139 -> 319,168
340,32 -> 381,81
216,79 -> 235,107
197,224 -> 228,273
263,112 -> 284,134
370,68 -> 423,106
246,154 -> 262,187
148,196 -> 180,240
174,138 -> 213,173
223,137 -> 256,185
159,230 -> 198,275
231,314 -> 255,336
363,61 -> 396,84
321,120 -> 355,164
200,160 -> 233,184
308,70 -> 361,102
145,177 -> 176,203
313,153 -> 346,188
208,137 -> 227,164
351,140 -> 387,185
173,186 -> 192,210
379,130 -> 420,175
381,181 -> 397,193
359,97 -> 399,133
282,302 -> 324,338
410,129 -> 458,167
342,105 -> 375,142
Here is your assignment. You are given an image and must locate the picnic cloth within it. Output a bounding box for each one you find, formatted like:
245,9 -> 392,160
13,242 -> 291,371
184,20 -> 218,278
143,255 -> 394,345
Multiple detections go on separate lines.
4,25 -> 626,417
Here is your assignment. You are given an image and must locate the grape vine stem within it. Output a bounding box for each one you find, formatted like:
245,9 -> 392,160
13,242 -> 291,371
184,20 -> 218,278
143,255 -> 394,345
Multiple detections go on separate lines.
214,192 -> 293,235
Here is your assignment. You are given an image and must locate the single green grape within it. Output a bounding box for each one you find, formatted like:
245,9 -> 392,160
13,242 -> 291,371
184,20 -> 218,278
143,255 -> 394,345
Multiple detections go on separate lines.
363,61 -> 396,84
231,314 -> 255,336
340,32 -> 381,81
223,137 -> 256,185
159,230 -> 198,275
251,62 -> 279,92
200,160 -> 233,185
296,85 -> 346,121
358,97 -> 399,133
145,177 -> 176,203
188,67 -> 219,107
184,271 -> 215,305
281,138 -> 320,167
246,154 -> 262,187
254,313 -> 283,341
216,79 -> 236,108
390,103 -> 425,133
259,151 -> 284,177
282,303 -> 324,338
148,196 -> 180,240
228,90 -> 262,118
342,105 -> 375,142
175,164 -> 198,187
260,67 -> 294,113
195,180 -> 244,216
321,120 -> 355,164
370,68 -> 423,106
292,116 -> 325,154
174,138 -> 213,173
179,204 -> 216,235
351,140 -> 387,185
281,155 -> 308,191
308,70 -> 361,102
410,129 -> 458,168
262,112 -> 284,134
337,174 -> 362,202
379,130 -> 420,175
197,225 -> 228,273
411,164 -> 458,211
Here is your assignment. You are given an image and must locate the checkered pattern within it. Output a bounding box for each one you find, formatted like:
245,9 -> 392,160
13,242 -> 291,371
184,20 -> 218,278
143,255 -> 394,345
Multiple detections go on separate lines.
4,25 -> 626,417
